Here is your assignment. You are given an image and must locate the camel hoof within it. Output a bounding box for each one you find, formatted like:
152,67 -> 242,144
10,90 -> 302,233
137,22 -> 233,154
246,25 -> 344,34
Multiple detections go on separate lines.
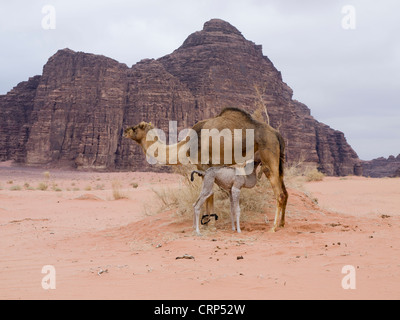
269,227 -> 277,233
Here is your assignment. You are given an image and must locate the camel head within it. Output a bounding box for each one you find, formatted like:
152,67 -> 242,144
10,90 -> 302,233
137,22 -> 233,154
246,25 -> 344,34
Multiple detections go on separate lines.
124,122 -> 154,142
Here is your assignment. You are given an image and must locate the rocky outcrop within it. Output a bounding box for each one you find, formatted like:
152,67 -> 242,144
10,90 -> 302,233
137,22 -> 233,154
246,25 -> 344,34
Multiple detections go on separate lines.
25,49 -> 129,169
157,19 -> 360,175
0,19 -> 363,175
362,155 -> 400,178
0,75 -> 41,163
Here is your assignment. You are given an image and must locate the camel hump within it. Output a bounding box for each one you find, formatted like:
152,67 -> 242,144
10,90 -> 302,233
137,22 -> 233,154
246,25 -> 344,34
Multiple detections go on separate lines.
218,107 -> 257,124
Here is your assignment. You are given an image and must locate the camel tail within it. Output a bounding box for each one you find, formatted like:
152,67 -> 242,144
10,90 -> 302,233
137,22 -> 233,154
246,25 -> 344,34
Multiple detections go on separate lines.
276,132 -> 286,177
191,170 -> 205,182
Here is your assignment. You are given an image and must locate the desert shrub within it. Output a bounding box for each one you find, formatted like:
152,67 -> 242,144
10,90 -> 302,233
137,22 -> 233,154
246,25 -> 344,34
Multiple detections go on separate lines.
24,183 -> 35,191
112,180 -> 128,200
131,182 -> 139,189
305,168 -> 325,182
43,171 -> 51,180
37,182 -> 48,191
95,184 -> 105,190
284,154 -> 325,186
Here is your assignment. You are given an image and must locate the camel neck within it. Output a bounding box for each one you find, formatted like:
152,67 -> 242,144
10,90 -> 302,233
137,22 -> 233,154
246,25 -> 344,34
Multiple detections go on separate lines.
140,137 -> 188,165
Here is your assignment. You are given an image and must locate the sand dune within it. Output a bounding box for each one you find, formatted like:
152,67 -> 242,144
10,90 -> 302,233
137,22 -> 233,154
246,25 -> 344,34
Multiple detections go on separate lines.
0,165 -> 399,300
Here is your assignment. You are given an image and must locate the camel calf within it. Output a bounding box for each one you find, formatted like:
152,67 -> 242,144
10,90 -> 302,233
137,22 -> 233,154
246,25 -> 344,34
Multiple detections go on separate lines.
191,159 -> 262,235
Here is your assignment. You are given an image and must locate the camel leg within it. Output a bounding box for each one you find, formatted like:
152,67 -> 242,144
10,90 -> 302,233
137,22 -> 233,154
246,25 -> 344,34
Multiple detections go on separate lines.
197,174 -> 215,223
193,196 -> 202,234
193,174 -> 215,235
279,178 -> 288,227
268,173 -> 288,232
259,149 -> 288,232
231,187 -> 241,233
193,206 -> 202,235
205,194 -> 214,217
193,192 -> 213,235
229,191 -> 235,231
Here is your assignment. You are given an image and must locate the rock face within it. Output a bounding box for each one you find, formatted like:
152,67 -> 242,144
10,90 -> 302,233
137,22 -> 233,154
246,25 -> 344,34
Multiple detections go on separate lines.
25,49 -> 128,169
0,75 -> 41,163
0,19 -> 363,175
362,155 -> 400,178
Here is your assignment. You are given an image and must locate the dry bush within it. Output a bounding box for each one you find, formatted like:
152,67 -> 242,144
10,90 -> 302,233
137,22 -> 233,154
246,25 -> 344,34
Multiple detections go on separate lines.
253,84 -> 270,125
152,164 -> 198,215
112,180 -> 128,200
43,171 -> 51,180
131,182 -> 139,189
10,185 -> 22,191
305,168 -> 325,182
284,154 -> 325,188
37,182 -> 48,191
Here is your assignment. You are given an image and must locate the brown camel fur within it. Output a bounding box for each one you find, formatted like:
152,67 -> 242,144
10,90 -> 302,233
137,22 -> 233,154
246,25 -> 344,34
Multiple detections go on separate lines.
124,107 -> 288,232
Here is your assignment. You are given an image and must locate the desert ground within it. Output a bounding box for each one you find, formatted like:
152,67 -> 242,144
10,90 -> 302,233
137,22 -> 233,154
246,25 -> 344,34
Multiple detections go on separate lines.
0,161 -> 399,300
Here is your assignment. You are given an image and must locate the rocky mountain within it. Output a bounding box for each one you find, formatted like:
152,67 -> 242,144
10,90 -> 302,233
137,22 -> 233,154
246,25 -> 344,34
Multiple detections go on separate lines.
1,19 -> 365,175
362,155 -> 400,178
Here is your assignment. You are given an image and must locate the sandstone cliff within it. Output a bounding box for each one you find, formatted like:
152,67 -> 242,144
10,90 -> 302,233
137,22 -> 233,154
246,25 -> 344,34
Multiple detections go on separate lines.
0,19 -> 364,175
362,155 -> 400,178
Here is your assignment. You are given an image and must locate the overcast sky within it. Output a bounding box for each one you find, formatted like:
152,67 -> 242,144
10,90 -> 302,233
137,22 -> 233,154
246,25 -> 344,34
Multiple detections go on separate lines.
1,0 -> 399,160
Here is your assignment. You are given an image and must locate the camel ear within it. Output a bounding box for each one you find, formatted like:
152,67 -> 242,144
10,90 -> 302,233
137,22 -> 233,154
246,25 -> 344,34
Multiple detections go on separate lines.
138,122 -> 147,130
139,122 -> 154,130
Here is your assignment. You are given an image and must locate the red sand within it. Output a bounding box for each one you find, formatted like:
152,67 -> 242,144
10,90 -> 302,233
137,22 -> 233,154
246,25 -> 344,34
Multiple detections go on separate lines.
1,164 -> 399,300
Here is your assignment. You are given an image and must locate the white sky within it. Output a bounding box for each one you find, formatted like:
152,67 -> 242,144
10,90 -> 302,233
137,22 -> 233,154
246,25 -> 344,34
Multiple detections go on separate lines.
1,0 -> 399,160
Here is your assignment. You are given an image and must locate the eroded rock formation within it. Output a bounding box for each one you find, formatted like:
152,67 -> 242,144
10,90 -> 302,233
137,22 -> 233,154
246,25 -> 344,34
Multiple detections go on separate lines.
362,155 -> 400,178
0,19 -> 365,175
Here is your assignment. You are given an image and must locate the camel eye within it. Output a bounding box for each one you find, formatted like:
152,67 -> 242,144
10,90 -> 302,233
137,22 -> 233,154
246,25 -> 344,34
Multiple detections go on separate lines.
124,128 -> 135,136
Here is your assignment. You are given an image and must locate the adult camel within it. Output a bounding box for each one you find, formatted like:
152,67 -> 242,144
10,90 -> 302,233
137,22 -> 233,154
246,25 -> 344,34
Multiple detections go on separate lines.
124,107 -> 288,232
